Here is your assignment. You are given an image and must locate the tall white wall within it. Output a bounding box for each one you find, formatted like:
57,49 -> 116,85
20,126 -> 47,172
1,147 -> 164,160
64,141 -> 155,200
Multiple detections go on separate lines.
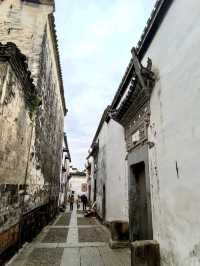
142,0 -> 200,265
106,119 -> 128,222
94,119 -> 128,222
96,121 -> 108,218
69,175 -> 87,197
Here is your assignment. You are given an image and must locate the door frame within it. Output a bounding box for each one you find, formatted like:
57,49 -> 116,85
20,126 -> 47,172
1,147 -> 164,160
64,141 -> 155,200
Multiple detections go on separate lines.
128,144 -> 153,241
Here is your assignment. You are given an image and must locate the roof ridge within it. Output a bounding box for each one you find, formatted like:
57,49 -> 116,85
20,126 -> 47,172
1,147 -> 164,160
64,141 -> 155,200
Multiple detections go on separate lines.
0,42 -> 38,115
48,13 -> 67,115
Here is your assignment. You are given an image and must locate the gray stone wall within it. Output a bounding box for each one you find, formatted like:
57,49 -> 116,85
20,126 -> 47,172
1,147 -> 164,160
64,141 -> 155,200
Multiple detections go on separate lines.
0,1 -> 65,241
0,0 -> 53,83
35,26 -> 64,203
0,60 -> 33,234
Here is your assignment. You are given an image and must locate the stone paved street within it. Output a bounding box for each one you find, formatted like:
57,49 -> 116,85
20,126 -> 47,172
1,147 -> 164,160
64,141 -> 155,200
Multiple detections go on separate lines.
7,206 -> 131,266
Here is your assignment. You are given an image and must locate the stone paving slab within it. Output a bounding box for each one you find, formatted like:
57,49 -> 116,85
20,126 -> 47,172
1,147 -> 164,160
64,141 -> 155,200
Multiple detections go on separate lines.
42,228 -> 68,243
50,225 -> 100,228
33,242 -> 107,248
8,207 -> 130,266
80,247 -> 104,266
55,213 -> 71,226
77,217 -> 98,226
59,246 -> 130,266
34,243 -> 58,248
25,248 -> 63,266
6,245 -> 34,266
60,248 -> 80,266
76,210 -> 85,214
67,207 -> 78,244
79,227 -> 109,242
58,242 -> 107,248
99,246 -> 131,266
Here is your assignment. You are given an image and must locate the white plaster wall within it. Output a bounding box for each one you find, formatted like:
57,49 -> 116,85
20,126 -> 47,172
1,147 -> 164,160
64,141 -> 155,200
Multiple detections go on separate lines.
106,119 -> 128,222
142,0 -> 200,264
94,119 -> 128,222
69,175 -> 87,198
96,122 -> 108,218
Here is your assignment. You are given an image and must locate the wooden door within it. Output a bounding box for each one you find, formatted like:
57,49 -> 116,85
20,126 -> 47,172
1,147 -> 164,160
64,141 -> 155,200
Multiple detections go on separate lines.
130,162 -> 149,240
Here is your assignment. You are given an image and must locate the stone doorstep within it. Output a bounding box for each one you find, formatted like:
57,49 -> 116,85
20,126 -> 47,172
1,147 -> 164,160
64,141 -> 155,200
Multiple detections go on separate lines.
131,240 -> 160,266
109,239 -> 130,249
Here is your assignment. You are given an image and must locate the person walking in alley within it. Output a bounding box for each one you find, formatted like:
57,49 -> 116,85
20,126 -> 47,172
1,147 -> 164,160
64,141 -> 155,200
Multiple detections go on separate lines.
68,194 -> 74,211
76,195 -> 80,209
81,194 -> 88,211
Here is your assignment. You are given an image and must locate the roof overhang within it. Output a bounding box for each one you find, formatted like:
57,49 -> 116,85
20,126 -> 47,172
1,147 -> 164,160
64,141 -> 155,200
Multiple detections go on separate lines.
110,0 -> 174,111
111,49 -> 156,125
22,0 -> 55,10
48,14 -> 67,115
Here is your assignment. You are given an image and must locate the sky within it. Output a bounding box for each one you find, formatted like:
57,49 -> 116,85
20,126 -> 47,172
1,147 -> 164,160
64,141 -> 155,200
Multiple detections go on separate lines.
55,0 -> 156,169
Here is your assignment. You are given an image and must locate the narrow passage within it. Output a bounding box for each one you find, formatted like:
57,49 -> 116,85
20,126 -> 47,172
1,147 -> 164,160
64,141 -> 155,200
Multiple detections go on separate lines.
7,206 -> 130,266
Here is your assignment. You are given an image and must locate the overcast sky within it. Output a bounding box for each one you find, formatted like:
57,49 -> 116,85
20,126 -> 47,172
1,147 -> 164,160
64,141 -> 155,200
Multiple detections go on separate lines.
55,0 -> 156,169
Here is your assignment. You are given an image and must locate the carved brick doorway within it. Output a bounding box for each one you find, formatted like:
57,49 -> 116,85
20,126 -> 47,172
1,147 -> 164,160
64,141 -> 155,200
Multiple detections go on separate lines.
129,161 -> 152,241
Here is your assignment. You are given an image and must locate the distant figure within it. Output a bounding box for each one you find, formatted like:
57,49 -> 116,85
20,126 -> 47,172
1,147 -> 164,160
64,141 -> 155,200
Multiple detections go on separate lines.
81,194 -> 88,211
76,195 -> 81,209
68,195 -> 74,211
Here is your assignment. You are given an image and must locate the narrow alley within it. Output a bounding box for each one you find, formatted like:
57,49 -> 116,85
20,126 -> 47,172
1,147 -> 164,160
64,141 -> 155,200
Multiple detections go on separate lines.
7,206 -> 131,266
1,0 -> 200,265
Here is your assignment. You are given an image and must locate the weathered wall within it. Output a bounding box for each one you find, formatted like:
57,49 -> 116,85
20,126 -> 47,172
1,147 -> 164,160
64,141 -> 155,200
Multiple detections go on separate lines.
34,20 -> 64,204
0,0 -> 53,83
0,0 -> 64,203
0,0 -> 65,244
142,0 -> 200,265
0,62 -> 32,234
0,63 -> 31,184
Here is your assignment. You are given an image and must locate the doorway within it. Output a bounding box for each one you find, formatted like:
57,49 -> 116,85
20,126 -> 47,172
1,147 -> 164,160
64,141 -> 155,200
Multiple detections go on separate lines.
94,179 -> 97,202
102,184 -> 106,220
129,161 -> 152,241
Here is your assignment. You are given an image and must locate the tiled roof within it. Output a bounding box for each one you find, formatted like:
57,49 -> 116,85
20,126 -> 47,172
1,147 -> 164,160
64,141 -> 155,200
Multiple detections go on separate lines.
90,105 -> 111,148
64,132 -> 71,162
48,13 -> 67,116
0,42 -> 37,105
111,0 -> 174,110
22,0 -> 55,9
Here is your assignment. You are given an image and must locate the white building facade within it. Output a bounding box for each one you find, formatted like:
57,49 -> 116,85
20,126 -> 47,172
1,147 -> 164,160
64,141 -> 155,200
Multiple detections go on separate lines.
69,171 -> 87,198
110,0 -> 200,264
59,133 -> 71,206
145,1 -> 200,264
87,107 -> 129,224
